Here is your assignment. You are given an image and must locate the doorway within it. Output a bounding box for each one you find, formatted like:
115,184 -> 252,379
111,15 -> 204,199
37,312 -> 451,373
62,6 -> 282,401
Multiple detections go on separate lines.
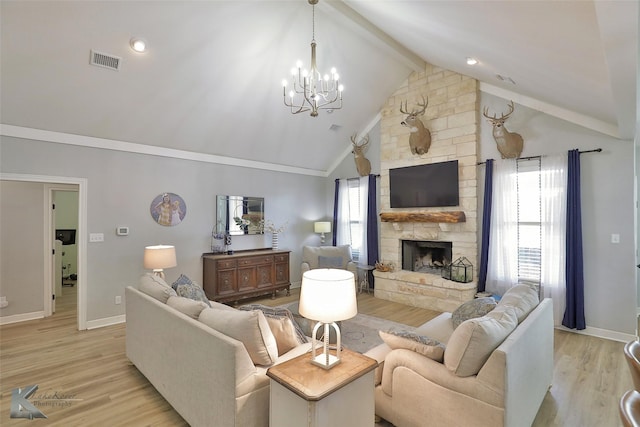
0,173 -> 87,330
52,188 -> 79,317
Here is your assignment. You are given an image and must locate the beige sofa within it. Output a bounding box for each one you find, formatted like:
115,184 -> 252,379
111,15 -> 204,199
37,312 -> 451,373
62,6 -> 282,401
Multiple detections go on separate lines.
301,244 -> 358,275
365,285 -> 554,427
125,275 -> 311,427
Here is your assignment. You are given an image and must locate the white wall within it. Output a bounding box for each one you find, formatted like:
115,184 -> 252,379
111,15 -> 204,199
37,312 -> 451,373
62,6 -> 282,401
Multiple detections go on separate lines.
0,136 -> 328,323
479,92 -> 636,337
0,181 -> 46,317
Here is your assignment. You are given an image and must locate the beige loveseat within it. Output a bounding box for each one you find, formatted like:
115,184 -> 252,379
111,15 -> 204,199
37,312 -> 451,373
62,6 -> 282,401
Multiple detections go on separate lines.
300,244 -> 358,275
365,285 -> 554,427
125,275 -> 311,427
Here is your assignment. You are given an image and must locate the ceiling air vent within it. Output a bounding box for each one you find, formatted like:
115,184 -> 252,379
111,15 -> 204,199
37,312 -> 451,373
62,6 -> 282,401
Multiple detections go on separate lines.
90,50 -> 121,71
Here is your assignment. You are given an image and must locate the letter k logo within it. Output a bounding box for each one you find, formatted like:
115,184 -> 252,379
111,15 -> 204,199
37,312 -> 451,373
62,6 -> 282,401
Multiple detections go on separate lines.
10,385 -> 47,419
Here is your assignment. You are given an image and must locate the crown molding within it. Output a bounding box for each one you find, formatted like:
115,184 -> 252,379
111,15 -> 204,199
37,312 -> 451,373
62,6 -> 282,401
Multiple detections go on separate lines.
480,83 -> 621,139
0,125 -> 328,177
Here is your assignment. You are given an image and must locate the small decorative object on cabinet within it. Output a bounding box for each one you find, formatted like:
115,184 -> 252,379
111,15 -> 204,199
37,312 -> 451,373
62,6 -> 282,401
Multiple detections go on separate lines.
442,256 -> 473,283
202,250 -> 290,303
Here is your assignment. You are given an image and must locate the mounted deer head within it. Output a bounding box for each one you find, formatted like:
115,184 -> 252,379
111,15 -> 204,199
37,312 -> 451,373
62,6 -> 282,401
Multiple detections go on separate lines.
400,95 -> 431,155
482,100 -> 524,159
351,133 -> 371,177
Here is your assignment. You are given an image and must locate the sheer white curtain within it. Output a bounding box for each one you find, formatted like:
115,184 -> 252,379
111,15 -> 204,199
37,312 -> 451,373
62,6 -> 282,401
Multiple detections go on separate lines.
541,152 -> 567,325
486,159 -> 519,295
357,176 -> 369,264
335,179 -> 351,246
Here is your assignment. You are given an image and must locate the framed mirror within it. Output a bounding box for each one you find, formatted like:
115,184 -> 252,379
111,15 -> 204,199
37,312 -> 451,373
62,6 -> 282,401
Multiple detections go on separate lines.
216,195 -> 264,236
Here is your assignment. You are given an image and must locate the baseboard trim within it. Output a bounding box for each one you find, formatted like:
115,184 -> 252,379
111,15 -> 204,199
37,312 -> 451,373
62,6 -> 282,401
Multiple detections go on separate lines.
556,325 -> 636,343
86,315 -> 126,330
0,311 -> 45,325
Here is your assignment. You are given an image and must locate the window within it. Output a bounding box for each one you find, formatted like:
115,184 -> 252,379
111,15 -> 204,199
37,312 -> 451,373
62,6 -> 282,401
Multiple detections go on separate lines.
346,179 -> 363,262
516,159 -> 541,285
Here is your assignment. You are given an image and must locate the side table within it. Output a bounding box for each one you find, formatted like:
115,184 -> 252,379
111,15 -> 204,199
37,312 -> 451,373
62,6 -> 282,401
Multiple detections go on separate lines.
356,264 -> 376,293
267,348 -> 378,427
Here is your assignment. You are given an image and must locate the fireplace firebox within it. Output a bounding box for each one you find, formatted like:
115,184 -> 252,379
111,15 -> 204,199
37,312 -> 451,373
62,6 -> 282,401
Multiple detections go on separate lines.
402,240 -> 453,274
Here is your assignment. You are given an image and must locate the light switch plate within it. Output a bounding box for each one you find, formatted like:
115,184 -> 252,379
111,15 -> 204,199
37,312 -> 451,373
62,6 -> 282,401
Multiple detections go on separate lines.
89,233 -> 104,242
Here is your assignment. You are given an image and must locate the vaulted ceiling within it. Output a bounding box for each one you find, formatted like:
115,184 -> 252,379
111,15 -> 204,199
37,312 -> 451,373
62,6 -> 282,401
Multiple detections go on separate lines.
1,1 -> 637,173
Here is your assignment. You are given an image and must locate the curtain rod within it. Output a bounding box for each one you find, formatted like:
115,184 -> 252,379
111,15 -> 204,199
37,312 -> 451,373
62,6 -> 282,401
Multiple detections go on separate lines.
476,148 -> 602,166
336,174 -> 381,182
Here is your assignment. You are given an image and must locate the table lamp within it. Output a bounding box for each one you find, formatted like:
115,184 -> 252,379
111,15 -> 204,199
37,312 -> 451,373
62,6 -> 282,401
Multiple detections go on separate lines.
314,221 -> 331,244
299,268 -> 357,369
143,245 -> 177,279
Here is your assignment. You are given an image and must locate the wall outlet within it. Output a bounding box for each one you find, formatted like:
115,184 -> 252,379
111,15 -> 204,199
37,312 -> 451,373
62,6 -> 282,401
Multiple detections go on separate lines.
115,295 -> 122,305
0,296 -> 7,308
611,234 -> 620,244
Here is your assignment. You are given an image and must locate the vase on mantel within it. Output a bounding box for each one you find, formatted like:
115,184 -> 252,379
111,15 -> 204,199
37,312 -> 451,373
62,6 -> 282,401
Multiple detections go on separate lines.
271,233 -> 279,250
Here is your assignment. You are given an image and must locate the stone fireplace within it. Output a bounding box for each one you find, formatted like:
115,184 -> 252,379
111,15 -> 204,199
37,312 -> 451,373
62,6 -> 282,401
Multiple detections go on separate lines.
372,63 -> 479,313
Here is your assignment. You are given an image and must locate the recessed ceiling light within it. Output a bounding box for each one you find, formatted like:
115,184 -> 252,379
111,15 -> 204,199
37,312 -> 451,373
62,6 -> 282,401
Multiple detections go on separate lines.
466,57 -> 478,66
130,37 -> 147,53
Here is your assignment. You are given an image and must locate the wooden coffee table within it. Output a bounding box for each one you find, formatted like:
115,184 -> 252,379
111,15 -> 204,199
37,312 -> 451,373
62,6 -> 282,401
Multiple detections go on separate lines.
267,347 -> 378,427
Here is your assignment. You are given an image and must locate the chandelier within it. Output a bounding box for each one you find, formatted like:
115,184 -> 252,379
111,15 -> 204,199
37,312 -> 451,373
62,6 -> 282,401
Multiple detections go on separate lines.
282,0 -> 343,117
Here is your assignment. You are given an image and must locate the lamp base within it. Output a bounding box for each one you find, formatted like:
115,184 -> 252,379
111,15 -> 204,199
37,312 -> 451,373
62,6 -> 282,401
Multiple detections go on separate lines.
310,352 -> 341,369
152,269 -> 166,280
310,321 -> 341,370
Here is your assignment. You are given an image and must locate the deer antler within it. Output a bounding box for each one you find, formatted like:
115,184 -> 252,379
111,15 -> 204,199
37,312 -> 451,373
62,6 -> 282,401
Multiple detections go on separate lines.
483,101 -> 516,120
351,133 -> 369,148
501,100 -> 515,119
482,106 -> 496,120
399,96 -> 428,116
415,95 -> 428,116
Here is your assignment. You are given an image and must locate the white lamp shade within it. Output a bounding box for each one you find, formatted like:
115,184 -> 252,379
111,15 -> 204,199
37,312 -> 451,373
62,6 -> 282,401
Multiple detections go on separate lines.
143,245 -> 177,270
314,221 -> 331,233
299,269 -> 357,323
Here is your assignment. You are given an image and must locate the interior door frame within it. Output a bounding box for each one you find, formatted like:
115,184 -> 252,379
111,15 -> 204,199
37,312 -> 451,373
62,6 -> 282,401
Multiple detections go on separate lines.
1,173 -> 87,330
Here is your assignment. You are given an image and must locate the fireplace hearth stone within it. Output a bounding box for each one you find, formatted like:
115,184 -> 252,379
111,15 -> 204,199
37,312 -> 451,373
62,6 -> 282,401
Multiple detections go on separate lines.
373,270 -> 476,312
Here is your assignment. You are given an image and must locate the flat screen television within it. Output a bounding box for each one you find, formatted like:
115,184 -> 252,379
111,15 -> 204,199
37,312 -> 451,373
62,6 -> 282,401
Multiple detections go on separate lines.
389,160 -> 459,208
55,229 -> 76,245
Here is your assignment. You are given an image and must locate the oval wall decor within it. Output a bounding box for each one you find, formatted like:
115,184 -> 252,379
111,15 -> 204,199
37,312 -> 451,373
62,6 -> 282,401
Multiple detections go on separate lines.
150,192 -> 186,226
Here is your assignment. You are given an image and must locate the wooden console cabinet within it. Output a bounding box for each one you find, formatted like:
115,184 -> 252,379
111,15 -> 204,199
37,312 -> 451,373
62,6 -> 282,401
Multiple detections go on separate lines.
202,250 -> 290,304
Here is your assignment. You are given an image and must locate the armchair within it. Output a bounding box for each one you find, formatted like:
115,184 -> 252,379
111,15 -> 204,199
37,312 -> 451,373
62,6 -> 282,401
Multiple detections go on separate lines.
301,245 -> 357,276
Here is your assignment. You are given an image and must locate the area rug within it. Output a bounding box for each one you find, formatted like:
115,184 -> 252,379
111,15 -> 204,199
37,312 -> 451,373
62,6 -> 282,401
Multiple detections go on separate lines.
277,302 -> 415,354
339,313 -> 417,354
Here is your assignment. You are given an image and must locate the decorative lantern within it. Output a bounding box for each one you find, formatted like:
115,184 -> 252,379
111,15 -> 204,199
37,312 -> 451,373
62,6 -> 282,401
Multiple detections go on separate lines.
442,257 -> 473,283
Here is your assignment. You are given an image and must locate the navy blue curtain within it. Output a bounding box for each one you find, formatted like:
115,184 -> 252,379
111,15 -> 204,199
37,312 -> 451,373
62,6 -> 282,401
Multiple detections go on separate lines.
366,175 -> 379,289
332,179 -> 339,246
478,159 -> 494,293
563,149 -> 586,330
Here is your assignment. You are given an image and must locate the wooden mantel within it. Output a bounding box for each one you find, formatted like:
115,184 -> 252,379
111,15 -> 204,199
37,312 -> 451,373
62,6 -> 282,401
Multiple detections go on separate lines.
380,211 -> 466,223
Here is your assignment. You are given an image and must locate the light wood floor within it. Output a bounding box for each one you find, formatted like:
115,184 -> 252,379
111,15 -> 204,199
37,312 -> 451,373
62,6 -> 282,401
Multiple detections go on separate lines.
0,286 -> 633,426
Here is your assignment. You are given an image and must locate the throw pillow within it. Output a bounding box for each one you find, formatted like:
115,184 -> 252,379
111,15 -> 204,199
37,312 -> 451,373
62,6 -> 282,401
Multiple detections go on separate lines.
498,284 -> 539,323
379,330 -> 445,362
451,297 -> 497,329
238,304 -> 307,345
198,308 -> 278,366
444,307 -> 518,377
317,255 -> 344,269
265,316 -> 300,356
172,275 -> 211,307
139,273 -> 177,303
166,296 -> 209,319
